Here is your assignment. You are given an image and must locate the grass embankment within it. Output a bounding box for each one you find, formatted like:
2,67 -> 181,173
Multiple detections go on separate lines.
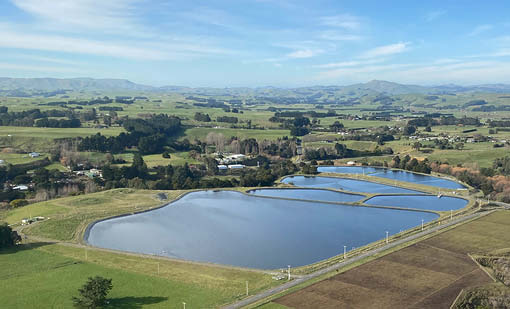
1,188 -> 179,242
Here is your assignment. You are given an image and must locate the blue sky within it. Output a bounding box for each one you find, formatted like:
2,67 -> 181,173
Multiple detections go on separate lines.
1,0 -> 510,87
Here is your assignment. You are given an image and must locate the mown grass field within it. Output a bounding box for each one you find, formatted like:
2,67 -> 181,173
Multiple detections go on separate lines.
262,211 -> 510,309
0,243 -> 276,308
0,188 -> 280,308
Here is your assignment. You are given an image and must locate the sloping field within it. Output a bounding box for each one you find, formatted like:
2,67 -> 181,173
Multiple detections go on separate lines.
274,211 -> 510,309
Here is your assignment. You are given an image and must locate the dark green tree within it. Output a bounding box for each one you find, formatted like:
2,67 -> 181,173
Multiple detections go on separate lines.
72,276 -> 113,308
0,222 -> 21,248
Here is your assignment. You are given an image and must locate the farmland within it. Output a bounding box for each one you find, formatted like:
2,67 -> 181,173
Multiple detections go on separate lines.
1,81 -> 510,308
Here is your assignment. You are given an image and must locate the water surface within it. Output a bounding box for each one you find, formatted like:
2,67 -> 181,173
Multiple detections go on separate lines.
317,166 -> 465,189
282,176 -> 421,194
365,195 -> 468,211
248,188 -> 363,203
86,190 -> 437,269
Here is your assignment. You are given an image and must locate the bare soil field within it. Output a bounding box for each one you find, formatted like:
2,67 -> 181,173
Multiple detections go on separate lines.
274,211 -> 510,309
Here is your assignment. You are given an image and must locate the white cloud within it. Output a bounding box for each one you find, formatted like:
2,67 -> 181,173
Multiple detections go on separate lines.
4,54 -> 82,65
317,63 -> 415,80
425,10 -> 446,22
468,24 -> 493,36
286,49 -> 322,59
358,42 -> 410,59
11,0 -> 142,32
319,31 -> 363,41
315,59 -> 510,84
0,28 -> 231,60
313,58 -> 385,69
319,14 -> 362,30
0,62 -> 87,73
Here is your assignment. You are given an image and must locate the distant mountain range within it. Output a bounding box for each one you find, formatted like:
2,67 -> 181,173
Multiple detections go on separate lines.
1,77 -> 510,95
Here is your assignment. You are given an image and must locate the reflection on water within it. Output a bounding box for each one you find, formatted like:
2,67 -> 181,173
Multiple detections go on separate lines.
365,195 -> 468,211
86,190 -> 438,269
317,166 -> 465,189
248,188 -> 363,203
281,176 -> 421,194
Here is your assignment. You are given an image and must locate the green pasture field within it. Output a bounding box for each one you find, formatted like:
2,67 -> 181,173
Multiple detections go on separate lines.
183,127 -> 290,141
0,187 -> 278,308
0,243 -> 276,308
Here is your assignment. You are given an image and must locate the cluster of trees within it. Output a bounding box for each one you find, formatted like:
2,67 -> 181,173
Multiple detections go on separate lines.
99,153 -> 302,190
259,137 -> 299,158
194,112 -> 211,122
0,108 -> 82,128
0,223 -> 21,248
407,115 -> 481,128
329,121 -> 344,132
79,114 -> 182,154
342,132 -> 395,145
73,276 -> 113,308
217,116 -> 238,123
35,118 -> 81,128
489,120 -> 510,128
288,117 -> 311,136
493,157 -> 510,175
389,155 -> 432,174
98,106 -> 123,111
304,143 -> 393,161
272,110 -> 337,118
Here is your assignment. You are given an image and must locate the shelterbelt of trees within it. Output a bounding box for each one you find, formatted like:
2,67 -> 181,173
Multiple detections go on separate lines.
78,114 -> 182,154
0,107 -> 83,128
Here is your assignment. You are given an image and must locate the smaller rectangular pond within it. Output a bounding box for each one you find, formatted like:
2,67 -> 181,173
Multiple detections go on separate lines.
281,176 -> 422,194
248,188 -> 364,203
365,195 -> 468,211
317,166 -> 465,189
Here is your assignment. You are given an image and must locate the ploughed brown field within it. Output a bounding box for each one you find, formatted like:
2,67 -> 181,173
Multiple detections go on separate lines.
274,211 -> 510,309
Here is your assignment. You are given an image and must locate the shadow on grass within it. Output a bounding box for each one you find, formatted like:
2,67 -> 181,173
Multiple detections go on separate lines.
106,296 -> 168,309
0,242 -> 52,254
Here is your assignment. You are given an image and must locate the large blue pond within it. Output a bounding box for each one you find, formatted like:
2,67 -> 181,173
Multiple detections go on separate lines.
317,166 -> 465,189
248,188 -> 363,203
86,191 -> 438,269
365,195 -> 468,211
281,176 -> 422,194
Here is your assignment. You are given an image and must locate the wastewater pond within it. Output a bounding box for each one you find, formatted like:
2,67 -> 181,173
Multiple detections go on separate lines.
281,176 -> 422,194
248,188 -> 364,203
317,166 -> 465,189
365,195 -> 468,211
86,190 -> 438,269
